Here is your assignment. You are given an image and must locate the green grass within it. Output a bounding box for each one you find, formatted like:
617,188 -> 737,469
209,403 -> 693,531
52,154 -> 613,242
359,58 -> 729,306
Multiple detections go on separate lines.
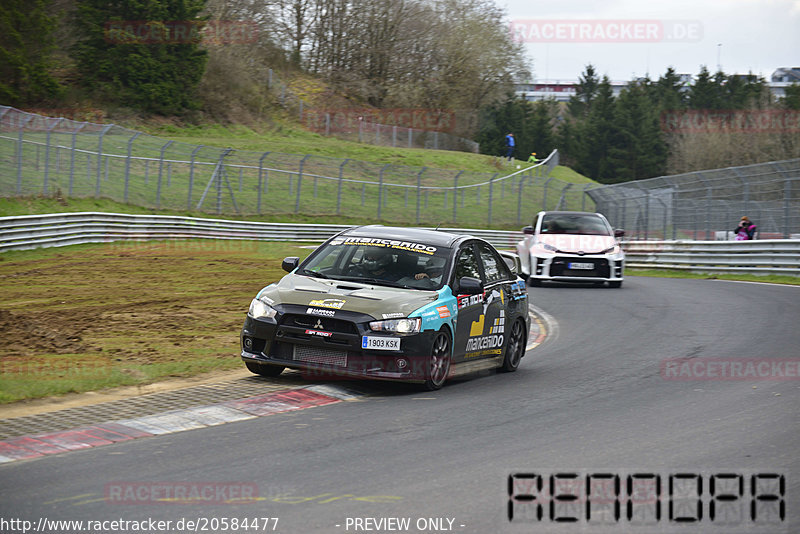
0,240 -> 309,403
628,269 -> 800,286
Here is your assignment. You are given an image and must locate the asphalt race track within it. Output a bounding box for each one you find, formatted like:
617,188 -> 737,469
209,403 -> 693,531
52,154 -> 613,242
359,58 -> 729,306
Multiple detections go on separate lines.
0,276 -> 798,534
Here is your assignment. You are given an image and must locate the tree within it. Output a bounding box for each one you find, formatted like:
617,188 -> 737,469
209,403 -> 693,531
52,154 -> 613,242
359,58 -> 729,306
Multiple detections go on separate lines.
0,0 -> 62,105
567,64 -> 600,118
607,82 -> 667,182
783,83 -> 800,110
73,0 -> 208,114
575,76 -> 616,181
689,66 -> 723,110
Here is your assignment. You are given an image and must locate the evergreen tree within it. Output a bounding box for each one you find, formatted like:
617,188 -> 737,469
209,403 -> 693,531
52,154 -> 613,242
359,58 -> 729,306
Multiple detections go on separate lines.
576,76 -> 616,181
519,100 -> 555,160
73,0 -> 208,114
653,67 -> 687,112
567,64 -> 600,118
0,0 -> 62,105
607,82 -> 667,182
689,66 -> 723,109
783,83 -> 800,110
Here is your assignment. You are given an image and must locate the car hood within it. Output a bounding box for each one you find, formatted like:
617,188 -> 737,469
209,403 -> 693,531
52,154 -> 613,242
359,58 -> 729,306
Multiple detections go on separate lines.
535,234 -> 617,254
258,274 -> 439,319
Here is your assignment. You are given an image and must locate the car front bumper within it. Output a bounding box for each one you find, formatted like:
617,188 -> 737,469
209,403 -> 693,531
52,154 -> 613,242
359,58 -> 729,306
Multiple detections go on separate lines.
241,309 -> 440,383
529,253 -> 624,282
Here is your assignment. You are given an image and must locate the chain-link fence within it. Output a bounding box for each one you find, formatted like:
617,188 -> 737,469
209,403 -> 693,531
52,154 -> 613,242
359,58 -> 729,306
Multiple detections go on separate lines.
266,69 -> 479,153
587,159 -> 800,239
0,106 -> 584,229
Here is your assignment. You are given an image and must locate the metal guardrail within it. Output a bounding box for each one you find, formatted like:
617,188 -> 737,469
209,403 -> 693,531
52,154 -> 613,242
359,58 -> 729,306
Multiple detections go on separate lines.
0,212 -> 524,253
624,240 -> 800,275
3,213 -> 798,276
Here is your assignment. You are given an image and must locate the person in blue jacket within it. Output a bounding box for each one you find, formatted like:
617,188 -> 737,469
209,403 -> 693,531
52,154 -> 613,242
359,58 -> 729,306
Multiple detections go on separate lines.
504,133 -> 515,162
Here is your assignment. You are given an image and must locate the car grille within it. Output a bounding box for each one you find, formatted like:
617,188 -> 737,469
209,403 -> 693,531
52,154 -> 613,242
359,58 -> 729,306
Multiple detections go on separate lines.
550,257 -> 611,278
281,314 -> 358,334
292,345 -> 348,367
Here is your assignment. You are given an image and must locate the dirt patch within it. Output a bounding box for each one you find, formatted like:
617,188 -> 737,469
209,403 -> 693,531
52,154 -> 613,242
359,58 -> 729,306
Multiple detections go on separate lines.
0,239 -> 304,402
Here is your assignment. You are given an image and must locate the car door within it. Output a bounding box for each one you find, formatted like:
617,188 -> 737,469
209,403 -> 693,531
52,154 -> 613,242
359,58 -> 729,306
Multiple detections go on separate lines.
451,243 -> 486,364
471,241 -> 516,361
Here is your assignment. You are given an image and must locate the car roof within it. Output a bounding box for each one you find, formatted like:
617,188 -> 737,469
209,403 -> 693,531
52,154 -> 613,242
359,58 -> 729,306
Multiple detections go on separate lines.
540,211 -> 604,217
339,225 -> 470,248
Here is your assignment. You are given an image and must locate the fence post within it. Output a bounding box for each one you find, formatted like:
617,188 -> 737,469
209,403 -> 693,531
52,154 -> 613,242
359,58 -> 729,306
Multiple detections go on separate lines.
784,178 -> 793,238
416,167 -> 426,224
378,164 -> 390,220
124,132 -> 141,204
16,116 -> 33,195
392,125 -> 397,147
294,154 -> 310,213
325,113 -> 331,136
257,151 -> 270,214
487,174 -> 497,226
542,176 -> 555,210
188,145 -> 203,210
408,128 -> 412,148
336,159 -> 348,215
95,124 -> 113,198
67,123 -> 85,196
517,176 -> 525,225
155,140 -> 174,208
452,170 -> 463,223
43,118 -> 63,195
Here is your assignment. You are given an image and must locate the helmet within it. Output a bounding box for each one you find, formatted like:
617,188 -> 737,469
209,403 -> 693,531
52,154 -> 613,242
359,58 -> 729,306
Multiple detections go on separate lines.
361,247 -> 393,271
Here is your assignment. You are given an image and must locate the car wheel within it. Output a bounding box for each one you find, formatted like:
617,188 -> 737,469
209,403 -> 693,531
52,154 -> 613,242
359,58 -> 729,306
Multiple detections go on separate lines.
501,319 -> 525,372
423,331 -> 451,390
608,281 -> 622,288
245,361 -> 285,377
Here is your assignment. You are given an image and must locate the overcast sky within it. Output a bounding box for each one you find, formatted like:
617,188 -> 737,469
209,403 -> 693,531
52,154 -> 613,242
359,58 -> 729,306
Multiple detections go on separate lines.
501,0 -> 800,82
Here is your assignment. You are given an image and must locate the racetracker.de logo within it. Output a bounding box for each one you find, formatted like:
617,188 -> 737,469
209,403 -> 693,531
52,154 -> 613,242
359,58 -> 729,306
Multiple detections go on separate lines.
661,358 -> 800,381
661,110 -> 800,134
104,482 -> 259,504
510,19 -> 703,43
303,109 -> 456,133
104,20 -> 258,45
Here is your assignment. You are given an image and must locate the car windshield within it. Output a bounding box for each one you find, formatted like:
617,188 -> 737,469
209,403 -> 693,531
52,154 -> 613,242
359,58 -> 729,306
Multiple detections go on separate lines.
540,214 -> 611,236
299,238 -> 451,290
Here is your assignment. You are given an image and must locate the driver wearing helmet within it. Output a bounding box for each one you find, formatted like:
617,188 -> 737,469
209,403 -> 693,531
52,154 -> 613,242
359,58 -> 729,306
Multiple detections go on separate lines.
358,246 -> 395,279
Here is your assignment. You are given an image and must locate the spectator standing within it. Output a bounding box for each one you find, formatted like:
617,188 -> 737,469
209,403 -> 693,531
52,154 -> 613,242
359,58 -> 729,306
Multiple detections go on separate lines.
734,216 -> 757,240
504,133 -> 515,162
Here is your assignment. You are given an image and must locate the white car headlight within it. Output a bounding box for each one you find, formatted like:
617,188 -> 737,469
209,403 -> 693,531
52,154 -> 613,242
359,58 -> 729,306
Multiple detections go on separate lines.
369,317 -> 421,334
600,244 -> 621,254
533,242 -> 558,253
249,297 -> 278,319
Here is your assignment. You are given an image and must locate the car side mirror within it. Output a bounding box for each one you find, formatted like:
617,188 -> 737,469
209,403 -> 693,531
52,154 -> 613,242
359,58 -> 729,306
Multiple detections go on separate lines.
282,257 -> 300,273
522,225 -> 535,235
614,229 -> 625,238
458,276 -> 483,294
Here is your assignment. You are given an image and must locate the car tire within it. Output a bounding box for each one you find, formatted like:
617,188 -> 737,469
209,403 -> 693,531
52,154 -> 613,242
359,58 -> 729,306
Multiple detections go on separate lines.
501,319 -> 525,372
422,331 -> 451,391
245,361 -> 285,377
608,281 -> 622,288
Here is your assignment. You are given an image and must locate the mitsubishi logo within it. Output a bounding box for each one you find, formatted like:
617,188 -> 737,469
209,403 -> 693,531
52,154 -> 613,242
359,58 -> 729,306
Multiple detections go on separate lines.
314,319 -> 324,330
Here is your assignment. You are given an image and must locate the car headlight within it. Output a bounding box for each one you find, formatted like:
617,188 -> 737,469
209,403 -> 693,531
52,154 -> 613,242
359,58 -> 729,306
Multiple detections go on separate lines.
369,317 -> 421,334
533,242 -> 558,253
600,244 -> 621,254
249,297 -> 278,319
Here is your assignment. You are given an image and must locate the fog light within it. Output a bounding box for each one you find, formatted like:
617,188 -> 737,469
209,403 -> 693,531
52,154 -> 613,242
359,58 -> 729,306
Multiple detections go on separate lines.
396,358 -> 408,370
243,337 -> 253,350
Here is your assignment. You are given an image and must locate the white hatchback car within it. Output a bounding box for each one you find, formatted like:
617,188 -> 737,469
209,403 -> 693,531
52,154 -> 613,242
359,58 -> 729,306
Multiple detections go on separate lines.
517,211 -> 625,287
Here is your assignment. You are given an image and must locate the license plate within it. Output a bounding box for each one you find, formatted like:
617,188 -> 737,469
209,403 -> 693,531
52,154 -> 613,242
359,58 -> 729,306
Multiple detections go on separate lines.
568,262 -> 594,270
362,336 -> 400,350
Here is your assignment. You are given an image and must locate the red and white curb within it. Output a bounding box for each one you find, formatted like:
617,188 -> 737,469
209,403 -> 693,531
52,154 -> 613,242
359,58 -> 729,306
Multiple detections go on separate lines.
0,386 -> 362,465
